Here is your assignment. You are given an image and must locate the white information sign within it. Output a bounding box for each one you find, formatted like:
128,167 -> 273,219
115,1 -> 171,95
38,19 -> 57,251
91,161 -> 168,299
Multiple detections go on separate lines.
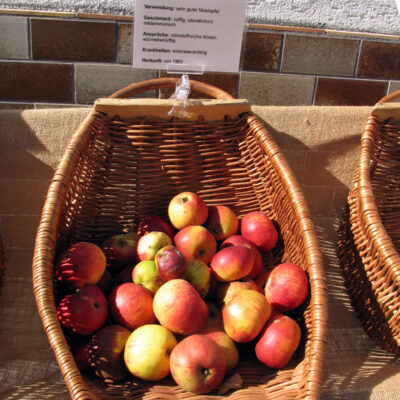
133,0 -> 247,73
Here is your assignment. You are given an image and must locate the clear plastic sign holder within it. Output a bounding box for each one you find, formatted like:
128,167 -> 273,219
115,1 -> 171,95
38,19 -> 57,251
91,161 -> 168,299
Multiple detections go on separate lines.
166,63 -> 205,118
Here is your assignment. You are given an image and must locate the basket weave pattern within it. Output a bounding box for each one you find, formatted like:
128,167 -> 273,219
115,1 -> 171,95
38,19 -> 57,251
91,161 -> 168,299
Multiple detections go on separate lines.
337,102 -> 400,354
33,79 -> 328,399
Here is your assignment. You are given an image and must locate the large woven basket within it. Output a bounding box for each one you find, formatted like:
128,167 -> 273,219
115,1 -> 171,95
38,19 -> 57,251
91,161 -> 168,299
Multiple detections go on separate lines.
337,90 -> 400,354
33,78 -> 328,399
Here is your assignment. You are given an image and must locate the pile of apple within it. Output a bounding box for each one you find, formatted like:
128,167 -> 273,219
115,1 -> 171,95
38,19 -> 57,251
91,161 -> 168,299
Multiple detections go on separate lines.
55,192 -> 309,395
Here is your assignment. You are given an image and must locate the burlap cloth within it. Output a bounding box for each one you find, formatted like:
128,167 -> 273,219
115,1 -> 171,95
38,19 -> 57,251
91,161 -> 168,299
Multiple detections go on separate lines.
0,105 -> 399,399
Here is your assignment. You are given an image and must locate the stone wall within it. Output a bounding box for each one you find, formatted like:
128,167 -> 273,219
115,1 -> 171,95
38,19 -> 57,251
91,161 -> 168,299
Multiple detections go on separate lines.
0,9 -> 399,108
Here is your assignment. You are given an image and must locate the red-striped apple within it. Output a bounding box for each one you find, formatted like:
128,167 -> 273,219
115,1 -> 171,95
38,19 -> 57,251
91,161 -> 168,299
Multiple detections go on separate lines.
109,282 -> 156,330
255,312 -> 301,369
205,205 -> 239,241
210,245 -> 254,282
168,192 -> 208,230
169,334 -> 226,394
101,232 -> 138,271
174,225 -> 217,264
153,279 -> 208,335
88,324 -> 131,382
221,234 -> 263,278
57,284 -> 108,335
137,215 -> 175,240
56,241 -> 106,288
265,263 -> 309,311
240,211 -> 278,252
222,289 -> 271,343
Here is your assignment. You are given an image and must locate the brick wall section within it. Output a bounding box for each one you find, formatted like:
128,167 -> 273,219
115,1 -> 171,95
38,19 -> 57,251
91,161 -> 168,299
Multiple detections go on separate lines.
0,11 -> 399,108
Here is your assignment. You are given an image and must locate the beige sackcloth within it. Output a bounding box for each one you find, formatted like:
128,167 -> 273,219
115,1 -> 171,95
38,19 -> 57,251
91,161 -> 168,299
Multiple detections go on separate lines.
0,105 -> 399,399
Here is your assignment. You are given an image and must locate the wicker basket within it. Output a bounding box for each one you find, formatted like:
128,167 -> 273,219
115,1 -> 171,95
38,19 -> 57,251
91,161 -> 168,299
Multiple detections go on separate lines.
33,78 -> 328,399
337,90 -> 400,354
0,234 -> 5,293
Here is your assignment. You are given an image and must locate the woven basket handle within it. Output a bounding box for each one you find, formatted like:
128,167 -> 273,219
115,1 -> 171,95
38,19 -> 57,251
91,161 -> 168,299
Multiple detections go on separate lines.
108,77 -> 234,100
377,90 -> 400,104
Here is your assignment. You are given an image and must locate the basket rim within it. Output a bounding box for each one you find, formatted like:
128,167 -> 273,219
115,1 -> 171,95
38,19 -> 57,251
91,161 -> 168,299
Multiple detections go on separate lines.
32,108 -> 328,400
352,114 -> 400,278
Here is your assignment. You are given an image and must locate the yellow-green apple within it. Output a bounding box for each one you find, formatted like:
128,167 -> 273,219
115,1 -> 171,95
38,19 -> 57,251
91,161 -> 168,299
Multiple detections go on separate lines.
169,334 -> 226,394
57,284 -> 108,335
265,263 -> 309,311
153,279 -> 208,335
210,245 -> 254,282
183,259 -> 211,298
124,324 -> 177,381
155,245 -> 187,281
137,215 -> 176,240
114,266 -> 133,287
101,232 -> 138,271
221,234 -> 263,279
222,289 -> 271,343
168,191 -> 208,229
174,225 -> 217,264
240,211 -> 278,252
88,324 -> 131,382
132,260 -> 164,295
216,277 -> 258,305
109,282 -> 155,330
199,325 -> 239,371
136,231 -> 172,261
255,312 -> 301,369
55,241 -> 106,288
205,205 -> 239,241
205,300 -> 223,328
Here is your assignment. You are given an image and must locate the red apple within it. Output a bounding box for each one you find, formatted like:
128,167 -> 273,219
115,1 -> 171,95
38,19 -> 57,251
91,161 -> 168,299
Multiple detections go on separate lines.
109,282 -> 156,330
136,231 -> 172,261
70,336 -> 91,370
210,245 -> 254,282
96,270 -> 113,295
221,234 -> 263,279
240,211 -> 278,252
255,312 -> 301,369
174,225 -> 217,264
168,191 -> 208,229
101,232 -> 138,271
222,289 -> 271,343
57,284 -> 108,335
88,324 -> 131,382
153,279 -> 208,335
255,270 -> 272,293
55,241 -> 106,288
114,266 -> 133,287
204,205 -> 239,241
216,277 -> 259,305
169,334 -> 226,394
199,325 -> 239,371
137,215 -> 175,240
155,245 -> 187,281
265,263 -> 309,311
